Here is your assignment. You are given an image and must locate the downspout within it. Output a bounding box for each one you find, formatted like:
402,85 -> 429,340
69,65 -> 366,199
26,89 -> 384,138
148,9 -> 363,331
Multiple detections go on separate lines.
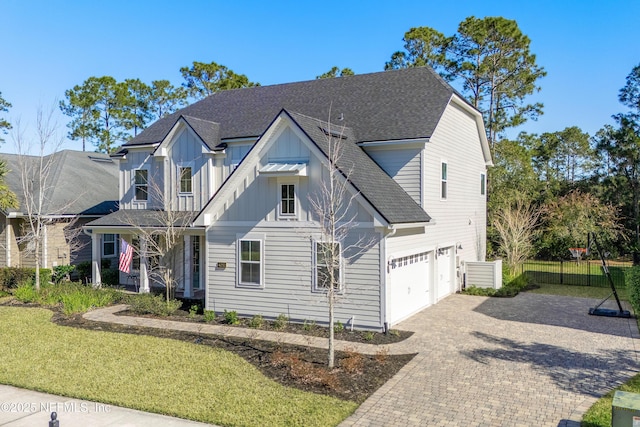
382,225 -> 397,333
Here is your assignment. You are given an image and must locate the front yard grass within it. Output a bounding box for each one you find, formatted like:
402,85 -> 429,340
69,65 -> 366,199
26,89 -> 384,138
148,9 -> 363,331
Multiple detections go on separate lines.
0,306 -> 357,426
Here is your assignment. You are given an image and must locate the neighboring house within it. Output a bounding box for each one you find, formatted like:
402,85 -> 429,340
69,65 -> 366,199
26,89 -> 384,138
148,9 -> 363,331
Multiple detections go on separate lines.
0,150 -> 118,269
86,67 -> 492,330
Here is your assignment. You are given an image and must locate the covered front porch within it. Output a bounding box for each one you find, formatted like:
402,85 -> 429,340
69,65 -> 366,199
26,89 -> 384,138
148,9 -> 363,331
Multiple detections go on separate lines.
84,210 -> 205,299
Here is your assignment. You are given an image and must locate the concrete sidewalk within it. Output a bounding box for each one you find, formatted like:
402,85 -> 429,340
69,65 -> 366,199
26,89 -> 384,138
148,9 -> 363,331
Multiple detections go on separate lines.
0,384 -> 214,426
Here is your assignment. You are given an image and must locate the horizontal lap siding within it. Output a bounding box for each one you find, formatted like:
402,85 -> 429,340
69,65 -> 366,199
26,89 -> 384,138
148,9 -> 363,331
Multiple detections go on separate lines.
365,147 -> 422,205
424,102 -> 487,263
206,226 -> 383,330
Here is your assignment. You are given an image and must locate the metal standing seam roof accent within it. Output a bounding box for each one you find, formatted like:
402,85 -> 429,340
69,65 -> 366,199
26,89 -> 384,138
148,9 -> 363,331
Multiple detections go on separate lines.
258,163 -> 308,175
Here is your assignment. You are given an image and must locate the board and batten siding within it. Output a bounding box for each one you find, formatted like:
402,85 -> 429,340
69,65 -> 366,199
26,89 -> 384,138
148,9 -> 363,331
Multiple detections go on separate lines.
119,149 -> 162,210
365,146 -> 422,205
165,128 -> 213,211
212,127 -> 371,224
423,101 -> 488,264
206,226 -> 383,330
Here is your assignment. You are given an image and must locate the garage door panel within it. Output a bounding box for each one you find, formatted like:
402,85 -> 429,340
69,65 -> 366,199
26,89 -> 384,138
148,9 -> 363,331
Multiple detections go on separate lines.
388,251 -> 432,324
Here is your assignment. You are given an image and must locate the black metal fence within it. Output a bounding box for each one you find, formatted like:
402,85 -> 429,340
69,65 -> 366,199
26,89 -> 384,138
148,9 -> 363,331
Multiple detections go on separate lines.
521,260 -> 633,288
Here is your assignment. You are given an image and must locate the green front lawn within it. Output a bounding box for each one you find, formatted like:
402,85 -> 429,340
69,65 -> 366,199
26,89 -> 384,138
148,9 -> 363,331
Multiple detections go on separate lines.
0,306 -> 356,426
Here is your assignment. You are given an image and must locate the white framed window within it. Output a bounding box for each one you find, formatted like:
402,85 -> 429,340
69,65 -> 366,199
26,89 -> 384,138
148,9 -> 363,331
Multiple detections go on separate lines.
134,169 -> 148,201
238,239 -> 263,287
179,166 -> 192,194
313,241 -> 342,292
441,162 -> 448,200
280,183 -> 295,216
276,178 -> 299,220
103,234 -> 116,257
480,173 -> 486,196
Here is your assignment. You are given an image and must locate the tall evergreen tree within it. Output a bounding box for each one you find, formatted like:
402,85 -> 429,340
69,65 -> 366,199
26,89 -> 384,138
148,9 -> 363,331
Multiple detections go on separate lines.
180,61 -> 257,100
387,17 -> 546,147
0,92 -> 12,144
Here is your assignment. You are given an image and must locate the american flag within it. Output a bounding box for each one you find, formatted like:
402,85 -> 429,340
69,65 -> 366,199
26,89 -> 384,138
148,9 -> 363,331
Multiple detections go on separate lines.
119,239 -> 134,273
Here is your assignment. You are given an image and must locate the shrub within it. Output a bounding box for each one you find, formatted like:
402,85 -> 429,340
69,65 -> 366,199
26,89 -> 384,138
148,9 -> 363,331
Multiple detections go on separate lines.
0,267 -> 52,289
74,261 -> 91,283
249,314 -> 263,328
224,310 -> 239,325
363,331 -> 374,341
273,313 -> 288,330
189,305 -> 199,318
59,285 -> 121,315
14,283 -> 38,303
626,266 -> 640,316
303,319 -> 316,331
203,310 -> 216,322
127,293 -> 182,316
463,285 -> 496,296
13,281 -> 121,314
52,265 -> 75,284
101,269 -> 119,287
333,320 -> 344,333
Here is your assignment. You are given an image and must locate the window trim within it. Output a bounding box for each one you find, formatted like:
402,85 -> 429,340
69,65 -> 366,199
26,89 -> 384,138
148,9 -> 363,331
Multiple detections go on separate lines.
237,238 -> 264,288
134,169 -> 149,202
313,240 -> 342,293
276,177 -> 299,220
440,161 -> 448,200
179,165 -> 193,195
480,173 -> 486,196
102,234 -> 117,258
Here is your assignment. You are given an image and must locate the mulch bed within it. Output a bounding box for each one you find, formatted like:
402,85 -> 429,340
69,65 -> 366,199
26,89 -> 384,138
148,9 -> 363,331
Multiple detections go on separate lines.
51,309 -> 416,403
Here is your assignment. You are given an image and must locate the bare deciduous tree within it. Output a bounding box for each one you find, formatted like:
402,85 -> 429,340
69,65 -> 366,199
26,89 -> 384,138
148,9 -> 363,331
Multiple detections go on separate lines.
308,118 -> 374,369
12,107 -> 79,290
120,177 -> 196,302
492,198 -> 543,276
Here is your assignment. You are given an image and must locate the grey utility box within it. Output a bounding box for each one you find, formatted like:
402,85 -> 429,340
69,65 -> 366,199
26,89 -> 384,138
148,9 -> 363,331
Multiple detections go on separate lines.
612,391 -> 640,426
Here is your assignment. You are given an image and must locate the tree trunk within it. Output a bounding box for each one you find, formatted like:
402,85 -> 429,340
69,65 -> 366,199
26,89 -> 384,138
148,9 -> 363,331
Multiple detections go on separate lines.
328,289 -> 335,369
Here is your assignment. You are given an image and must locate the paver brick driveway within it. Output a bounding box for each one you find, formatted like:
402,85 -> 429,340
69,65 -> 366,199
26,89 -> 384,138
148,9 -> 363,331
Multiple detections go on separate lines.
340,293 -> 639,427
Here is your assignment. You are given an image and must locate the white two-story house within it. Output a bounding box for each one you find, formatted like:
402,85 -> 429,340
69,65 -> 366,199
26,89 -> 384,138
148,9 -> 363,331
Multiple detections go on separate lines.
86,66 -> 492,331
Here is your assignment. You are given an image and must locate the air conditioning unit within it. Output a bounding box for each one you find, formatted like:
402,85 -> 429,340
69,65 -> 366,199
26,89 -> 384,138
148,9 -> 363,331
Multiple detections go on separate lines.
612,391 -> 640,427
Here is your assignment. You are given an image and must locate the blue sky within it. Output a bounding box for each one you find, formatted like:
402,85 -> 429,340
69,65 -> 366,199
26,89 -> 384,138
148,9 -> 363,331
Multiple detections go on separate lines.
2,0 -> 639,152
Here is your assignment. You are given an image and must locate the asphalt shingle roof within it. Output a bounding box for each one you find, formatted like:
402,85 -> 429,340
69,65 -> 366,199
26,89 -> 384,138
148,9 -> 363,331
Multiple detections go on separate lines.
2,150 -> 118,216
286,111 -> 430,225
124,67 -> 456,147
87,209 -> 198,228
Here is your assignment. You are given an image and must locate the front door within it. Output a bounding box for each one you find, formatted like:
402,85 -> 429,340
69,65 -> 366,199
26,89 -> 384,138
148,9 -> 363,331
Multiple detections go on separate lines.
192,236 -> 201,289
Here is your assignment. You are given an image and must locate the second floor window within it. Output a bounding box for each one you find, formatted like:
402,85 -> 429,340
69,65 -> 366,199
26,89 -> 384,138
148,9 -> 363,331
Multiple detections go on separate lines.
280,184 -> 295,216
180,167 -> 192,193
135,170 -> 148,201
441,162 -> 448,200
481,173 -> 486,196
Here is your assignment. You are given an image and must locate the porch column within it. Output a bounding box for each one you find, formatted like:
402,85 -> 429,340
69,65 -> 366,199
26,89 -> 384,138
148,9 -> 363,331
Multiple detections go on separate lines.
139,236 -> 150,293
183,235 -> 193,298
91,232 -> 101,287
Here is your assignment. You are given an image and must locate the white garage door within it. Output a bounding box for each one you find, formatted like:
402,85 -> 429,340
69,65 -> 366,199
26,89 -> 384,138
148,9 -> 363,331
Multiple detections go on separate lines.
436,247 -> 453,301
388,251 -> 432,324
